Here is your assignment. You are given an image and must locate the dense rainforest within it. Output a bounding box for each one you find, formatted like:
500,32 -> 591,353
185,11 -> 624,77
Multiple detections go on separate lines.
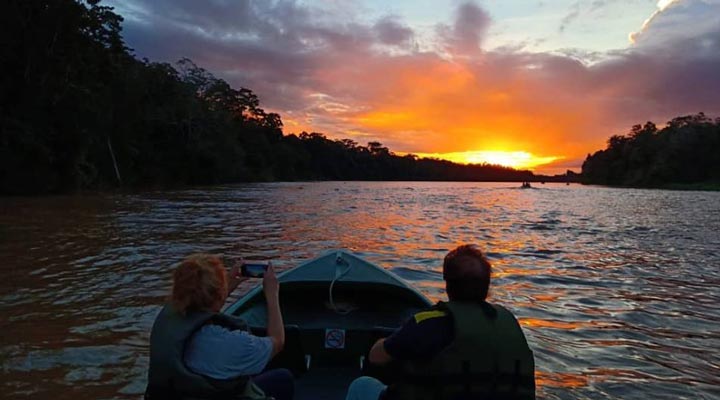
0,0 -> 544,195
3,1 -> 715,195
581,114 -> 720,188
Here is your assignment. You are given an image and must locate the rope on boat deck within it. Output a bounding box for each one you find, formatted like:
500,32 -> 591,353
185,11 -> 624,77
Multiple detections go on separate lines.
329,252 -> 353,315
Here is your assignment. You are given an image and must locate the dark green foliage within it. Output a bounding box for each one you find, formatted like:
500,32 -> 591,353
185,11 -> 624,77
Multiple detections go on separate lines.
582,114 -> 720,187
0,0 -> 282,194
1,0 -> 127,192
1,0 -> 540,195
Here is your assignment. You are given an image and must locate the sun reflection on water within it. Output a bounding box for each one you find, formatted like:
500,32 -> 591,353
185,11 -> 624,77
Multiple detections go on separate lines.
1,182 -> 719,399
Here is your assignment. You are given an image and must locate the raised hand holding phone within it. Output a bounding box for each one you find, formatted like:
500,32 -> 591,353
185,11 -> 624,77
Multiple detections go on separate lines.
262,263 -> 284,356
227,258 -> 247,293
262,263 -> 279,300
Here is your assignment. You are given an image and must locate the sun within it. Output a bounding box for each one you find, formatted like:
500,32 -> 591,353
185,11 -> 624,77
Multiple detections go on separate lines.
412,150 -> 561,170
464,151 -> 535,168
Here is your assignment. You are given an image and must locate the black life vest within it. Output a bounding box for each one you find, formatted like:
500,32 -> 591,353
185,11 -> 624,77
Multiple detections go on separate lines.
388,301 -> 535,400
144,305 -> 266,399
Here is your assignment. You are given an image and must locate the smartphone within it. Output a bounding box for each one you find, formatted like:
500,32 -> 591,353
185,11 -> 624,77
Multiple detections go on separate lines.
240,262 -> 268,278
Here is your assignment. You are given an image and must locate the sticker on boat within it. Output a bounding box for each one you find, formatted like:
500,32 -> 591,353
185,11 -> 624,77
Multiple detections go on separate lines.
325,328 -> 346,349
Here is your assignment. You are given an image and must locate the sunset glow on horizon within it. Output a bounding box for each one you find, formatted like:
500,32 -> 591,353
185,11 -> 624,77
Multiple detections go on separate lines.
411,151 -> 562,171
110,0 -> 720,173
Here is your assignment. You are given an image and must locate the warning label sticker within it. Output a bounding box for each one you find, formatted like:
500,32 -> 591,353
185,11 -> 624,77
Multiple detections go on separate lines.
324,328 -> 346,349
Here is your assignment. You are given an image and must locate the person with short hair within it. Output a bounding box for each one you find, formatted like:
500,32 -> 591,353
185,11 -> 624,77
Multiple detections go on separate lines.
145,254 -> 293,400
346,244 -> 535,400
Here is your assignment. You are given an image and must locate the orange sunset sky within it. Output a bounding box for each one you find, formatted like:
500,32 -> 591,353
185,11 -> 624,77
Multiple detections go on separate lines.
108,0 -> 720,174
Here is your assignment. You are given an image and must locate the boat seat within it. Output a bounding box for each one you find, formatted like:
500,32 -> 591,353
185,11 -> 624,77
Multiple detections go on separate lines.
370,326 -> 396,339
251,324 -> 308,377
360,326 -> 403,384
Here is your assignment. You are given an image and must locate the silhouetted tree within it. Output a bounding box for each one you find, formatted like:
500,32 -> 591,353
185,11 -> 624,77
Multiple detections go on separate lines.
1,0 -> 558,195
582,113 -> 720,187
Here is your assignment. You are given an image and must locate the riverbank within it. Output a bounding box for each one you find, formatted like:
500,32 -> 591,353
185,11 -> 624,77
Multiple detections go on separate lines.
1,177 -> 583,197
581,181 -> 720,192
661,182 -> 720,191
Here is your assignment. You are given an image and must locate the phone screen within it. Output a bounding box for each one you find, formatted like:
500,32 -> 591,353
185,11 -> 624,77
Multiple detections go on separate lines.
241,263 -> 268,278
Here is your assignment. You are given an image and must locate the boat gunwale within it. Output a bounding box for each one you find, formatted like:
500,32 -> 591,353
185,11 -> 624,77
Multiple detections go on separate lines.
224,249 -> 433,315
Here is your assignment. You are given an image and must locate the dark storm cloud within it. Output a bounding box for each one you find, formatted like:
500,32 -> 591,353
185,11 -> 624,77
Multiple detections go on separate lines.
113,0 -> 387,110
373,16 -> 414,46
437,2 -> 492,55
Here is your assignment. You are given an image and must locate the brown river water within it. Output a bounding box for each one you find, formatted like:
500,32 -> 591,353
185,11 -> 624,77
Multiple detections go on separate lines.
1,182 -> 719,399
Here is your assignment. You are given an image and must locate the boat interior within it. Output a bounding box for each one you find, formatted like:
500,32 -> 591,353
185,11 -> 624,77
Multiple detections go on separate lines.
230,281 -> 430,399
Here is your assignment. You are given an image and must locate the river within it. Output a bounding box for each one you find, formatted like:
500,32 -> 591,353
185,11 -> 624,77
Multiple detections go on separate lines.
1,182 -> 719,399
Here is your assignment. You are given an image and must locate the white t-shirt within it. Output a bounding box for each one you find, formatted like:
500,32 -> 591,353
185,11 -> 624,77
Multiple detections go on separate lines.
184,324 -> 274,379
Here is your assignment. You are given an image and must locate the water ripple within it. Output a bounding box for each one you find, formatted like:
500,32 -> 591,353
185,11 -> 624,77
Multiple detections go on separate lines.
1,182 -> 719,399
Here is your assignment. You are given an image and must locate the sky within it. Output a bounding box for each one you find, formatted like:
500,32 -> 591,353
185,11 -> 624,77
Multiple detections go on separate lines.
106,0 -> 720,174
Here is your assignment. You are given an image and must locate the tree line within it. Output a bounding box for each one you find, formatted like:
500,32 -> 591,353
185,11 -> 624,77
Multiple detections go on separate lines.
1,0 -> 556,195
581,113 -> 720,188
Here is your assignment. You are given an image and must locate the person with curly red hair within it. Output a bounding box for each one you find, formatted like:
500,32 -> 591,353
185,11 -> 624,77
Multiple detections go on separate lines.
145,254 -> 293,400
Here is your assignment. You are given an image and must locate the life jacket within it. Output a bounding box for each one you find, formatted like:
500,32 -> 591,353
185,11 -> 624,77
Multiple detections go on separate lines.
144,305 -> 267,400
388,301 -> 535,400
